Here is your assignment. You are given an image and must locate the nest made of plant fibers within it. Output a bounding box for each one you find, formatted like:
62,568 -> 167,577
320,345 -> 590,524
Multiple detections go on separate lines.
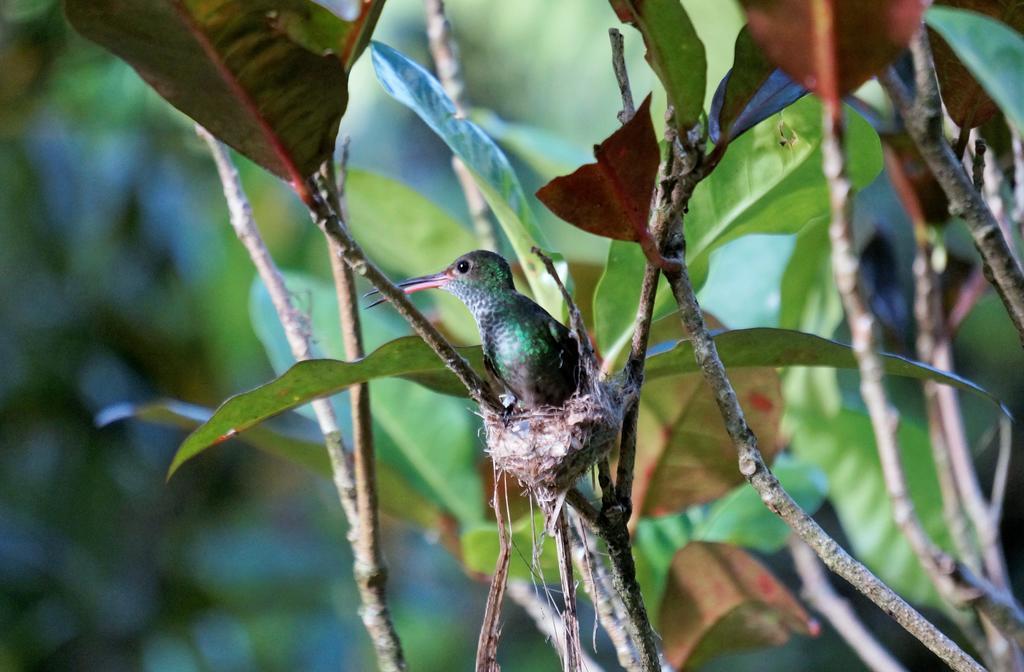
482,373 -> 628,494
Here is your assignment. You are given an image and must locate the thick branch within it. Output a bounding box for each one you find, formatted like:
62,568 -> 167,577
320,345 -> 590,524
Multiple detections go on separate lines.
423,0 -> 498,251
879,32 -> 1024,347
198,128 -> 406,670
318,152 -> 406,672
660,251 -> 983,670
304,174 -> 500,411
789,536 -> 909,672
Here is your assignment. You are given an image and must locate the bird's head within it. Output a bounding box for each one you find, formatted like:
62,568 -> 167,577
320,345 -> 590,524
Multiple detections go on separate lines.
367,250 -> 515,312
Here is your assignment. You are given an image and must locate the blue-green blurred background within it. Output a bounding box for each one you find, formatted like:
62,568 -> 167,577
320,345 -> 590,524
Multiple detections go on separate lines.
3,0 -> 1024,670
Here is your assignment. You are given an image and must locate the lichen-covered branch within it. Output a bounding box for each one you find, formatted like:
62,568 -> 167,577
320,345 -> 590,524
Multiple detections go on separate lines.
198,127 -> 406,671
507,580 -> 605,672
789,536 -> 909,672
879,31 -> 1024,347
660,244 -> 983,670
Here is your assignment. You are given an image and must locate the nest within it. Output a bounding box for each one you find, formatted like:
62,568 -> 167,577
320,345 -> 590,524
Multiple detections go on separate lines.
482,353 -> 629,507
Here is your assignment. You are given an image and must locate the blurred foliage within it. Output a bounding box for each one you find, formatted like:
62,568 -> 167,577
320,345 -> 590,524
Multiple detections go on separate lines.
3,0 -> 1024,671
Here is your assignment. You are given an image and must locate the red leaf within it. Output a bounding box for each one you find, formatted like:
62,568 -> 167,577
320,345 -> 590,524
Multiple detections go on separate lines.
740,0 -> 927,101
930,0 -> 1024,129
660,542 -> 814,669
536,95 -> 659,245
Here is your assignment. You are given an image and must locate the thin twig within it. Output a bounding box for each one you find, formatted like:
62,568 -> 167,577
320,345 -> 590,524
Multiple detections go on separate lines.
198,127 -> 406,670
973,138 -> 987,192
788,536 -> 909,672
609,28 -> 635,125
879,31 -> 1024,348
477,479 -> 512,671
824,85 -> 994,668
887,146 -> 981,571
661,250 -> 985,671
304,173 -> 501,411
507,580 -> 605,672
318,145 -> 406,672
423,0 -> 498,251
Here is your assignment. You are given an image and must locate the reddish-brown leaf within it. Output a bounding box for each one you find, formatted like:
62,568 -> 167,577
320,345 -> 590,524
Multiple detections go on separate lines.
660,542 -> 815,669
740,0 -> 927,100
536,95 -> 659,245
633,366 -> 783,515
930,0 -> 1024,129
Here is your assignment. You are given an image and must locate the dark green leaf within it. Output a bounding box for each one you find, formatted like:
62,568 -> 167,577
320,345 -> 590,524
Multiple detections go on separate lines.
645,327 -> 1009,414
65,0 -> 379,182
247,272 -> 486,524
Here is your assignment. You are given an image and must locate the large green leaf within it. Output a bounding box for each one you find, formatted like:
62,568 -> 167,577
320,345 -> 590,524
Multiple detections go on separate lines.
99,399 -> 443,528
171,324 -> 1006,479
345,169 -> 478,341
246,271 -> 485,524
644,328 -> 1008,412
65,0 -> 381,182
686,453 -> 828,552
789,406 -> 951,607
592,96 -> 882,362
611,0 -> 708,130
370,41 -> 565,316
927,5 -> 1024,133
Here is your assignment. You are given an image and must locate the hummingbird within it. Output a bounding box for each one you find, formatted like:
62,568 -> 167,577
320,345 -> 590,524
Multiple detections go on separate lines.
369,250 -> 581,409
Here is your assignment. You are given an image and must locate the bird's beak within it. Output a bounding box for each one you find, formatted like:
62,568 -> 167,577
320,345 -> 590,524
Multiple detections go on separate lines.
364,271 -> 451,308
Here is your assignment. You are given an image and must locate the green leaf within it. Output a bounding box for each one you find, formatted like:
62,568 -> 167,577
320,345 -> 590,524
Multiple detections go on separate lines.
173,320 -> 1007,480
461,514 -> 560,580
245,272 -> 485,524
645,327 -> 1009,414
99,399 -> 443,528
612,0 -> 708,130
65,0 -> 378,182
687,454 -> 827,552
471,109 -> 592,178
696,233 -> 796,329
593,96 -> 882,362
370,41 -> 565,316
927,5 -> 1024,134
685,97 -> 882,284
788,406 -> 951,607
345,169 -> 478,341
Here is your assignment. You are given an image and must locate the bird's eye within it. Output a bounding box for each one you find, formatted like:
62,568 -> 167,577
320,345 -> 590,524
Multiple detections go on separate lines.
456,260 -> 471,274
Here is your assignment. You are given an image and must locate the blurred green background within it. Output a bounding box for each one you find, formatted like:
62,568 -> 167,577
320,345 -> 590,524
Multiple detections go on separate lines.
2,0 -> 1023,670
